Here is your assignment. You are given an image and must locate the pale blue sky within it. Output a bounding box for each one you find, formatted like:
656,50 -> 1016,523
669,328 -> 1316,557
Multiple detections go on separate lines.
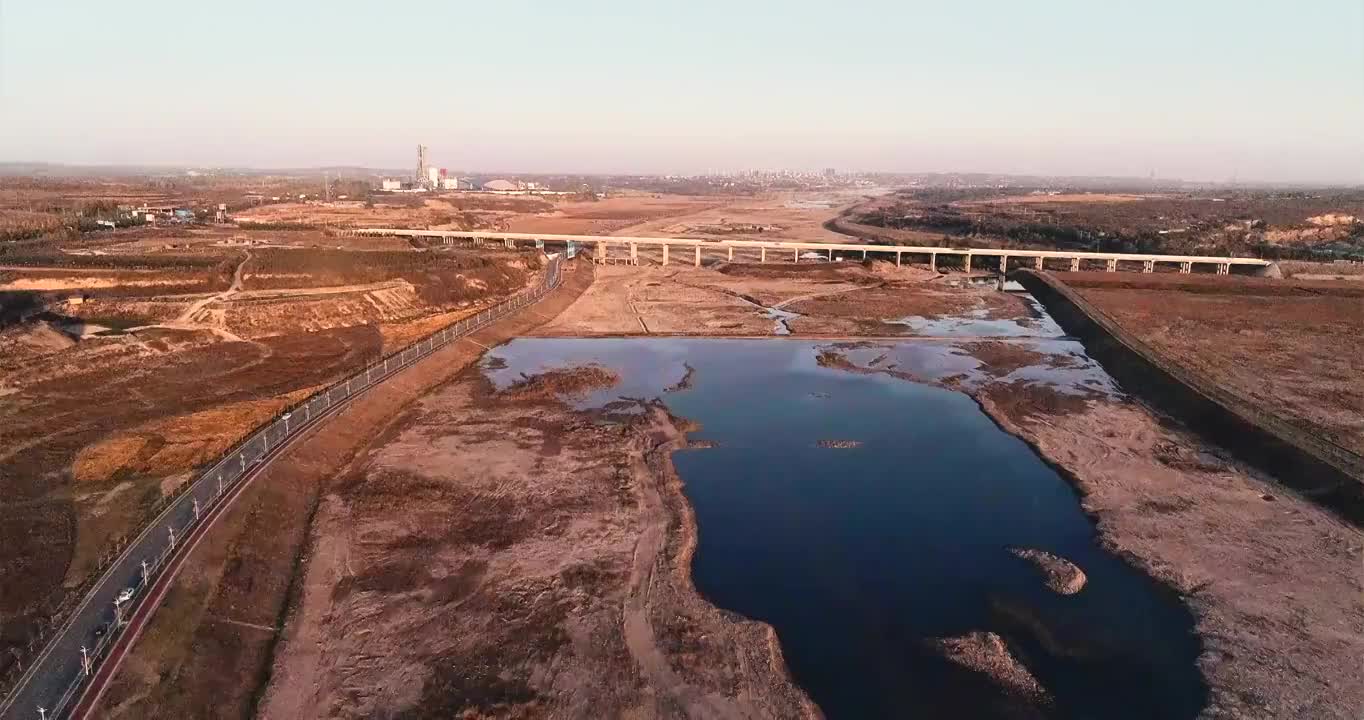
2,0 -> 1362,183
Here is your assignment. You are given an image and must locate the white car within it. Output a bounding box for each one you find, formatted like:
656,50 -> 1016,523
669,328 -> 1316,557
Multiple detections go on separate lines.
115,588 -> 134,604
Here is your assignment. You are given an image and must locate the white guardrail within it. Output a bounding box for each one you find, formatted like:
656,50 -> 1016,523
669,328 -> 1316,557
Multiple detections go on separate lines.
1,254 -> 563,720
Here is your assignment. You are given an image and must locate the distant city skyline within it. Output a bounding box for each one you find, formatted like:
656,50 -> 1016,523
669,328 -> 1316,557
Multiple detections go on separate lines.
2,1 -> 1361,184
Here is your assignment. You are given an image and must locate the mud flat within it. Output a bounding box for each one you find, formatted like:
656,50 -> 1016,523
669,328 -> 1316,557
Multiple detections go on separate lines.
534,261 -> 1036,338
251,363 -> 815,719
494,266 -> 1361,716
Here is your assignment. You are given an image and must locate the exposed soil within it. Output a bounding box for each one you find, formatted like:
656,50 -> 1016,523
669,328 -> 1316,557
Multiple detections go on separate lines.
1061,272 -> 1364,456
250,364 -> 814,719
500,365 -> 619,402
536,263 -> 1034,338
0,234 -> 537,683
93,261 -> 598,720
505,193 -> 724,236
930,631 -> 1053,719
815,440 -> 863,449
0,325 -> 379,670
1007,548 -> 1087,595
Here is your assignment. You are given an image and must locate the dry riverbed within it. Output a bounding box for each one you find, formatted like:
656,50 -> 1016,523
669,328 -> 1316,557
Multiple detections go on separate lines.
255,366 -> 816,718
96,260 -> 1364,719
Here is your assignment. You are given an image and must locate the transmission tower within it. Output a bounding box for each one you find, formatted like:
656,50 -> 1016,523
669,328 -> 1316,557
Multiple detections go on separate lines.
416,145 -> 429,188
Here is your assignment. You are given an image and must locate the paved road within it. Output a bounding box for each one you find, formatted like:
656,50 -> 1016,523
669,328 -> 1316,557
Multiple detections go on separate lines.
0,411 -> 295,719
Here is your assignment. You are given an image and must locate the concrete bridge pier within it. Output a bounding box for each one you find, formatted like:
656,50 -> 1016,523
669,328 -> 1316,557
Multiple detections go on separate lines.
862,249 -> 868,261
1034,256 -> 1044,271
794,248 -> 799,263
896,251 -> 903,267
964,254 -> 973,273
999,255 -> 1007,273
662,244 -> 669,266
827,248 -> 833,261
630,243 -> 639,265
930,254 -> 937,272
1106,259 -> 1118,272
504,238 -> 514,249
694,245 -> 701,267
1180,262 -> 1192,274
1071,257 -> 1080,272
728,246 -> 734,261
1142,260 -> 1155,273
760,247 -> 767,263
597,241 -> 607,264
1217,263 -> 1230,275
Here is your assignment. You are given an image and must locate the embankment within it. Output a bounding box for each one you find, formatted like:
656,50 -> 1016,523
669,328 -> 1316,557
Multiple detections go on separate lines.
1014,269 -> 1364,526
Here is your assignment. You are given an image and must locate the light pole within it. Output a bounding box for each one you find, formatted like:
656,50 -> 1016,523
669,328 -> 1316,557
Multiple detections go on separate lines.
282,412 -> 292,435
192,498 -> 201,522
167,526 -> 176,551
80,646 -> 91,676
142,559 -> 150,586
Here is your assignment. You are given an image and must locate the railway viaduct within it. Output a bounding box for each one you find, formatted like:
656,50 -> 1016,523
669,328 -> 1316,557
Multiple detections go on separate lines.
351,229 -> 1275,276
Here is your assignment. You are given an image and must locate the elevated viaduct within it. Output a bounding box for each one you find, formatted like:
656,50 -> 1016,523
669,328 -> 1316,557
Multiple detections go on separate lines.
351,228 -> 1274,275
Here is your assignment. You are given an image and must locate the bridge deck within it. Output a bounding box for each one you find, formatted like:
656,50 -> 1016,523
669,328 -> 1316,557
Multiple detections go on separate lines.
351,228 -> 1272,268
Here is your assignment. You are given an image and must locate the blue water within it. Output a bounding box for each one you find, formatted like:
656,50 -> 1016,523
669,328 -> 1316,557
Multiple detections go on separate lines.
483,338 -> 1206,719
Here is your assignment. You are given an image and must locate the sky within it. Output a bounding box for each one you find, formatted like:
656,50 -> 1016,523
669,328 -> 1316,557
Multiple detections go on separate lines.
1,0 -> 1362,184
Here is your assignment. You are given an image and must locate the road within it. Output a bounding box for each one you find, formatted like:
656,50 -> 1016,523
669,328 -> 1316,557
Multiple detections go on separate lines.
174,250 -> 249,324
62,385 -> 360,719
0,404 -> 293,720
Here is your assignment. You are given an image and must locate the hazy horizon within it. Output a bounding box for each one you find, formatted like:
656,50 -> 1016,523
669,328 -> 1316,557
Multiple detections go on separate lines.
2,1 -> 1362,184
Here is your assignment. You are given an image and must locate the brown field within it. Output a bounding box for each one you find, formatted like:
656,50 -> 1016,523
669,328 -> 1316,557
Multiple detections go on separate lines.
964,193 -> 1151,205
505,193 -> 724,235
1058,272 -> 1364,456
233,194 -> 555,231
0,219 -> 538,681
93,260 -> 599,720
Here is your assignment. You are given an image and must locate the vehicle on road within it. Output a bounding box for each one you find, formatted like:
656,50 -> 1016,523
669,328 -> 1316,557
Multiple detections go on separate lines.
114,588 -> 133,605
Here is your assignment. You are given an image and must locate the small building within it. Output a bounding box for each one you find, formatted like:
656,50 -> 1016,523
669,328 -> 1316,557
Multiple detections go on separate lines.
442,177 -> 461,190
381,178 -> 403,191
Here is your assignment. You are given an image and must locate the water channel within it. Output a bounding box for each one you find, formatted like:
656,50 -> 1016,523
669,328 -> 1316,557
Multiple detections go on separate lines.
483,337 -> 1207,719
